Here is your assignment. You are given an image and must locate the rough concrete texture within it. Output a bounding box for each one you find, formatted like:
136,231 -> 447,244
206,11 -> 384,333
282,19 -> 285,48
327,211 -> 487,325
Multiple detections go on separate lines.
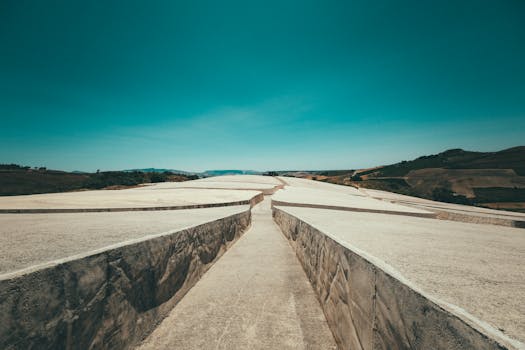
0,188 -> 262,213
273,206 -> 525,350
143,180 -> 282,195
0,205 -> 250,275
360,188 -> 525,228
199,174 -> 284,185
272,186 -> 434,218
2,174 -> 523,350
137,175 -> 283,195
279,176 -> 365,195
137,197 -> 337,350
0,209 -> 251,350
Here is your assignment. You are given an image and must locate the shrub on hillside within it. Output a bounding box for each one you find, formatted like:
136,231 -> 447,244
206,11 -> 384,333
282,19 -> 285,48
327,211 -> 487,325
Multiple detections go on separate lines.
432,187 -> 472,205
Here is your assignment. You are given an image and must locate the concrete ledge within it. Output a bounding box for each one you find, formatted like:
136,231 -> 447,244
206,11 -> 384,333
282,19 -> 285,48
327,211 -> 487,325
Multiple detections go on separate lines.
0,192 -> 264,214
0,209 -> 251,349
430,208 -> 525,228
271,199 -> 436,219
272,207 -> 522,350
181,184 -> 282,195
362,188 -> 525,229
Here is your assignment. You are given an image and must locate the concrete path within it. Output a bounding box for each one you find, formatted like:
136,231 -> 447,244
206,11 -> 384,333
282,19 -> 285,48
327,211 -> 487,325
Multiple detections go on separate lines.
137,197 -> 336,349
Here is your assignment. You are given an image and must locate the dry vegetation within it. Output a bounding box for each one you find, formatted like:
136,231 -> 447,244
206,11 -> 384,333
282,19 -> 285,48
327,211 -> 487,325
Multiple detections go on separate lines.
281,146 -> 525,212
0,164 -> 198,196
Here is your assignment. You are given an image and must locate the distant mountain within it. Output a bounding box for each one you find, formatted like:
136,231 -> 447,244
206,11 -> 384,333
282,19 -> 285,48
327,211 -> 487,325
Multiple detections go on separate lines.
358,146 -> 525,178
123,168 -> 196,175
202,170 -> 262,177
124,168 -> 263,177
0,166 -> 197,196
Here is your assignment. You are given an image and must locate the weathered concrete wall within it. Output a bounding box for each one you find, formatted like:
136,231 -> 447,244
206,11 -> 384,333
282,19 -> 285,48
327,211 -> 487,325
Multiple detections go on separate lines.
0,209 -> 251,350
250,192 -> 265,206
432,209 -> 525,228
261,184 -> 284,195
273,207 -> 517,350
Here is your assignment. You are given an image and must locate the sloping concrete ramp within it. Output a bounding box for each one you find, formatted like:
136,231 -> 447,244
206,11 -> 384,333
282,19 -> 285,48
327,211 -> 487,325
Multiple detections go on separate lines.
137,197 -> 337,349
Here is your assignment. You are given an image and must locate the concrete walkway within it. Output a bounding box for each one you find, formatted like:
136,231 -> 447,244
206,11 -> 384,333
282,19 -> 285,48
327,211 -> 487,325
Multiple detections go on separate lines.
137,197 -> 336,349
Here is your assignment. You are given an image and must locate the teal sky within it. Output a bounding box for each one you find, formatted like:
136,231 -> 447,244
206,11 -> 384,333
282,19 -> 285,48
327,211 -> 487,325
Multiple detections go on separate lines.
1,0 -> 524,172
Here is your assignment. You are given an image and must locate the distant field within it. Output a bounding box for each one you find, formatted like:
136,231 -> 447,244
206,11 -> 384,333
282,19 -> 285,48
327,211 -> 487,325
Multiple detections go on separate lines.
480,202 -> 525,212
405,168 -> 525,198
473,187 -> 525,202
0,170 -> 89,195
0,165 -> 197,196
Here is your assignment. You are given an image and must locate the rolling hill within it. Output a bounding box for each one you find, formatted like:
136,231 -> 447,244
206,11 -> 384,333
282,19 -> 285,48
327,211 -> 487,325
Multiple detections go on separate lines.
0,165 -> 197,196
293,146 -> 525,212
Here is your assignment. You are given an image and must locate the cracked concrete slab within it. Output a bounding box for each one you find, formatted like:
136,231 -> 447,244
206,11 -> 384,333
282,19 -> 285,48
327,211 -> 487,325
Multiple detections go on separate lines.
141,180 -> 282,194
2,174 -> 523,349
0,188 -> 261,212
0,208 -> 252,349
279,176 -> 365,195
199,174 -> 284,185
0,205 -> 249,275
273,186 -> 434,218
275,205 -> 525,347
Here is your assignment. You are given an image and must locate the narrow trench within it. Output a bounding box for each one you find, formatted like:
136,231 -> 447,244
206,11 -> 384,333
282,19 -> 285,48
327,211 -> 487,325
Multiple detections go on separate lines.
137,194 -> 338,349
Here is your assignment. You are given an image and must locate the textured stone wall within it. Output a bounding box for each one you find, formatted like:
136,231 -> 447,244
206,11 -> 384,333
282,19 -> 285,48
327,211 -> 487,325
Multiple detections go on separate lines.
273,207 -> 514,350
0,209 -> 251,350
250,192 -> 265,206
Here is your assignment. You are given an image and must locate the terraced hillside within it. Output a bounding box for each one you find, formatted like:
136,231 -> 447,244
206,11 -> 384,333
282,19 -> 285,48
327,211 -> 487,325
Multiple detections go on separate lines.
302,147 -> 525,212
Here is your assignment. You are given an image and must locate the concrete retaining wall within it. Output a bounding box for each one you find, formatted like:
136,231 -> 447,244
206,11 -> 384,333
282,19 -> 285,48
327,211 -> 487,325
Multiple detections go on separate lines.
273,207 -> 517,350
432,209 -> 525,229
0,209 -> 251,349
375,199 -> 525,229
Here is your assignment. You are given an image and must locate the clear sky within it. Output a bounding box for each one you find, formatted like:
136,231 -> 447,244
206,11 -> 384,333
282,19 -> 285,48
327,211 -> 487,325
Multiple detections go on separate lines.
1,0 -> 524,172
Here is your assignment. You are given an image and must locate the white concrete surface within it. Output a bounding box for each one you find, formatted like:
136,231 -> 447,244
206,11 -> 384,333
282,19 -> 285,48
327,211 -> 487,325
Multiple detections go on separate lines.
2,174 -> 523,348
276,205 -> 525,344
142,180 -> 277,191
0,188 -> 259,211
199,174 -> 283,185
279,176 -> 365,196
0,205 -> 249,275
273,186 -> 433,217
